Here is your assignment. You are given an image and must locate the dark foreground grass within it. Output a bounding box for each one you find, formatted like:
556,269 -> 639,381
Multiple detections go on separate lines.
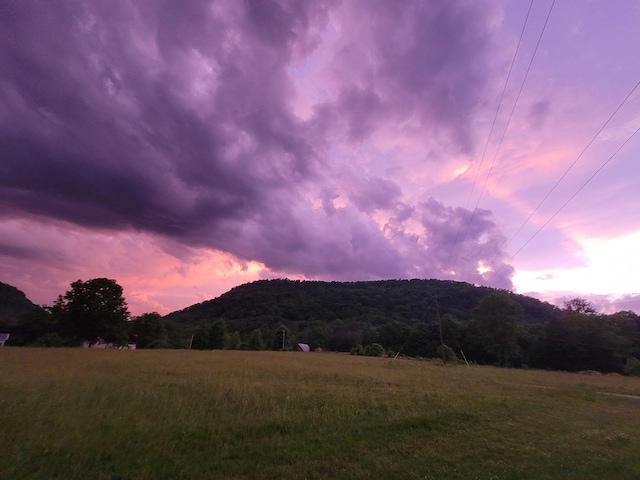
1,348 -> 640,479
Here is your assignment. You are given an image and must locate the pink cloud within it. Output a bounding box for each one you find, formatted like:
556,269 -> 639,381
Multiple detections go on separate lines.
1,0 -> 639,314
0,217 -> 264,315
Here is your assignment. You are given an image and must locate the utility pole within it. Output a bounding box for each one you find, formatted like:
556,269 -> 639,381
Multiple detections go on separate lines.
281,329 -> 285,351
435,296 -> 446,365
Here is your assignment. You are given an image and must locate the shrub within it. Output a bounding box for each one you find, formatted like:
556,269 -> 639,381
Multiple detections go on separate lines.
436,344 -> 457,363
146,339 -> 170,349
34,332 -> 66,347
623,357 -> 640,376
366,343 -> 385,357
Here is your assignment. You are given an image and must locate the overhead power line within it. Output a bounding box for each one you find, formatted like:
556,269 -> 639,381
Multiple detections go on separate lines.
483,123 -> 640,285
505,81 -> 640,246
475,79 -> 640,284
450,0 -> 556,275
444,0 -> 535,274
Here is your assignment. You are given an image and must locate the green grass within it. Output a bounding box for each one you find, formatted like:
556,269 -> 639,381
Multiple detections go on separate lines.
1,349 -> 640,479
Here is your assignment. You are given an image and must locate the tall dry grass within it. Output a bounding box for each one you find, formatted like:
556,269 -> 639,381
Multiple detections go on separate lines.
1,348 -> 640,479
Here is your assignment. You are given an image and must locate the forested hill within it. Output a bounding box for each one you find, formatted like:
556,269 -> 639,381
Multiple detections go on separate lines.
0,281 -> 42,323
166,278 -> 561,333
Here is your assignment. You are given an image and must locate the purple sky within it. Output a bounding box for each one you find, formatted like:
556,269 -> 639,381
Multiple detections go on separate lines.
1,0 -> 639,316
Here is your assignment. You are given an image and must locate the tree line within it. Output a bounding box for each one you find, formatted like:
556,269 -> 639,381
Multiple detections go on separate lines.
2,278 -> 640,376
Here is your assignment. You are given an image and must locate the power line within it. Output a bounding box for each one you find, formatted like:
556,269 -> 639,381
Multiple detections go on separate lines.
450,0 -> 556,274
475,79 -> 640,284
483,123 -> 640,285
445,0 -> 535,274
507,81 -> 640,244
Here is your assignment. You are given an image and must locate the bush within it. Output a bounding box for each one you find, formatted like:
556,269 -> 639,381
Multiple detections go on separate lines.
33,332 -> 66,347
146,339 -> 170,349
350,344 -> 364,356
624,357 -> 640,376
436,344 -> 457,363
365,343 -> 385,357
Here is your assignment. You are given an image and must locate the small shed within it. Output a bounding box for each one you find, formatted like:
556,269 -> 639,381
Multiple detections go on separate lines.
0,333 -> 10,347
296,343 -> 310,352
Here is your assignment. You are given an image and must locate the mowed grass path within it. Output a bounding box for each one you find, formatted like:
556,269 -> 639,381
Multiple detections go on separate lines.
1,349 -> 640,479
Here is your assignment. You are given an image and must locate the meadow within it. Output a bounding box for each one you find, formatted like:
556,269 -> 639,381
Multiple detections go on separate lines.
1,348 -> 640,479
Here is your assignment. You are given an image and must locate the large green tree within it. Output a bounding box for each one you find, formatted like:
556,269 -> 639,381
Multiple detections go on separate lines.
540,301 -> 628,372
563,298 -> 597,315
472,292 -> 523,366
53,278 -> 130,344
247,328 -> 264,350
226,331 -> 241,350
191,322 -> 210,350
378,321 -> 412,353
208,319 -> 227,350
131,312 -> 166,349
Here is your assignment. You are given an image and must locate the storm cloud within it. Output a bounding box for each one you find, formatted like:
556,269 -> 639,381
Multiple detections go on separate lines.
1,0 -> 523,301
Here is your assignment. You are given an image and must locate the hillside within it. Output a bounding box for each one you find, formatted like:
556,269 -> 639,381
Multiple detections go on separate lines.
0,281 -> 42,324
166,278 -> 561,334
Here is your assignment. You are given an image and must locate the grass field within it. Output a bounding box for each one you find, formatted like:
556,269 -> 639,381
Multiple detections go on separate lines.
1,348 -> 640,479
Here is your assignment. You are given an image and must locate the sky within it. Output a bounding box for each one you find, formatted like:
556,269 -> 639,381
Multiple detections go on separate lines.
1,0 -> 640,317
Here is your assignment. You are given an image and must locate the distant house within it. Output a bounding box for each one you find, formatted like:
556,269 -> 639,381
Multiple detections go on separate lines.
0,333 -> 9,347
81,338 -> 136,349
82,339 -> 108,348
296,343 -> 310,352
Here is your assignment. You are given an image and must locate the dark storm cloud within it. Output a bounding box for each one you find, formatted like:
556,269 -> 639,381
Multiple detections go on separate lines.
0,0 -> 320,230
373,197 -> 514,287
350,177 -> 402,213
207,189 -> 408,281
418,198 -> 514,288
336,87 -> 383,142
0,241 -> 51,263
0,0 -> 513,287
325,0 -> 500,153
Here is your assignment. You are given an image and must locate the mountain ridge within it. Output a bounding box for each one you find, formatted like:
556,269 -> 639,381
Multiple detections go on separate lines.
165,278 -> 562,333
0,281 -> 43,324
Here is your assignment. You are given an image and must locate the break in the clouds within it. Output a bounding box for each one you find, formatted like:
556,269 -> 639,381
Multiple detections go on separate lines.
1,0 -> 639,314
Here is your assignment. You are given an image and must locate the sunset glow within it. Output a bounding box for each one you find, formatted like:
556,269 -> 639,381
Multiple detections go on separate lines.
1,0 -> 639,315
